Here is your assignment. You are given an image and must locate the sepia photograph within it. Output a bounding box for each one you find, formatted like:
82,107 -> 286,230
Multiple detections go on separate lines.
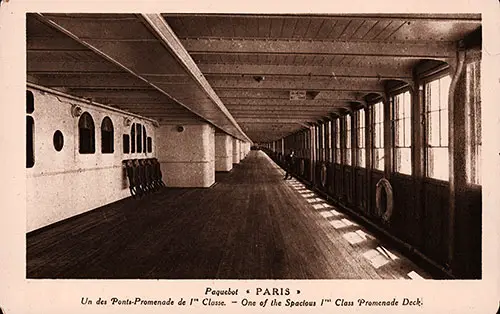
25,12 -> 481,280
1,0 -> 499,313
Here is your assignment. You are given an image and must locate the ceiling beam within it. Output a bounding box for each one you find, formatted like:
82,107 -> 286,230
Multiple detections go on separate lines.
236,118 -> 315,123
31,73 -> 150,88
227,103 -> 349,113
209,77 -> 384,92
199,64 -> 412,79
233,111 -> 329,116
223,99 -> 349,106
163,13 -> 481,22
27,36 -> 88,50
182,39 -> 455,59
233,115 -> 329,121
27,60 -> 123,73
216,90 -> 366,101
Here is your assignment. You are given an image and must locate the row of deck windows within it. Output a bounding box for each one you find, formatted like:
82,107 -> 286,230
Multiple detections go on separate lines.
79,115 -> 153,155
26,91 -> 154,168
281,61 -> 481,185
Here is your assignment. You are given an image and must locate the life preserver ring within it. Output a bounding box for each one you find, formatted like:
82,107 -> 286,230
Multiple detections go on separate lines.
320,163 -> 327,187
375,178 -> 394,223
299,159 -> 305,176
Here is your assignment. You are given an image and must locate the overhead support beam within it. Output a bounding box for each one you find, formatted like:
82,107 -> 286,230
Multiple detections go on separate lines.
199,64 -> 413,80
209,77 -> 384,92
163,13 -> 481,22
139,14 -> 250,142
182,38 -> 455,60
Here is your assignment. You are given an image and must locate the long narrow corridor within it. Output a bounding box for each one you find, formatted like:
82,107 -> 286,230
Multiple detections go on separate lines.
27,150 -> 428,280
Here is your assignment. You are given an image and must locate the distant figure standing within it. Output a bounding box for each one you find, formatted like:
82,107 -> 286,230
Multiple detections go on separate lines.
284,150 -> 295,180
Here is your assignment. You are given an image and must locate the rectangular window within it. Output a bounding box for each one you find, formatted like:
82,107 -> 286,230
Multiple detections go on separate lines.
327,120 -> 332,162
393,91 -> 412,175
465,61 -> 481,185
131,126 -> 136,153
372,101 -> 384,171
321,123 -> 326,161
335,118 -> 341,163
425,75 -> 451,181
136,123 -> 142,153
123,134 -> 130,154
356,109 -> 366,168
315,125 -> 319,161
26,116 -> 34,168
345,114 -> 352,165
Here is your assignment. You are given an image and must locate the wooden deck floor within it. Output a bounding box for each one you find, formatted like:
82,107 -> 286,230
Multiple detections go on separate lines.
27,150 -> 430,279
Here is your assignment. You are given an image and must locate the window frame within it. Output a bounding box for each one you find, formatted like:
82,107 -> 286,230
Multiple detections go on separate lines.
131,123 -> 136,153
147,136 -> 153,153
391,89 -> 413,176
344,114 -> 352,166
101,116 -> 114,154
422,72 -> 452,182
371,101 -> 385,172
123,134 -> 130,154
356,108 -> 366,168
335,118 -> 341,164
136,123 -> 142,153
26,90 -> 35,168
78,111 -> 96,155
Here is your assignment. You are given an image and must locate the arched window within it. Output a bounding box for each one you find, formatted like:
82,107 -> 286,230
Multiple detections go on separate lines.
131,123 -> 136,153
79,112 -> 95,154
143,125 -> 147,154
101,116 -> 114,154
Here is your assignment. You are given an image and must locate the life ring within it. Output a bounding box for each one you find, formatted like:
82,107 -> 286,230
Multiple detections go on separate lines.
375,178 -> 394,223
299,159 -> 305,176
320,163 -> 327,187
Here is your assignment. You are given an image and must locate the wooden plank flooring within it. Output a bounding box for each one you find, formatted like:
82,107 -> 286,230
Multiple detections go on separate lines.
26,150 -> 430,279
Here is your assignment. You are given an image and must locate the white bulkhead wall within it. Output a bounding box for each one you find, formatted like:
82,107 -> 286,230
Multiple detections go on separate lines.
26,87 -> 157,232
155,123 -> 215,187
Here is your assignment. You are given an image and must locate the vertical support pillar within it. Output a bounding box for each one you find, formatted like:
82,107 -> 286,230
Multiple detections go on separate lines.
309,125 -> 316,183
365,104 -> 372,212
448,47 -> 467,272
383,95 -> 392,179
412,78 -> 425,249
156,123 -> 215,187
239,140 -> 244,160
215,133 -> 233,172
232,137 -> 241,164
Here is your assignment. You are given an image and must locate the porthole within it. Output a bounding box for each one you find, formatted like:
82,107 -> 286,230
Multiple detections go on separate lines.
53,130 -> 64,151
